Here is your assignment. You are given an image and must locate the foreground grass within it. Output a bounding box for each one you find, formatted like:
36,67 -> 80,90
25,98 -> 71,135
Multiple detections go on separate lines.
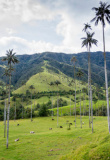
0,116 -> 110,160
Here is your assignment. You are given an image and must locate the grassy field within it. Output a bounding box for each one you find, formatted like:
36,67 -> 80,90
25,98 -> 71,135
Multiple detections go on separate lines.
0,116 -> 110,160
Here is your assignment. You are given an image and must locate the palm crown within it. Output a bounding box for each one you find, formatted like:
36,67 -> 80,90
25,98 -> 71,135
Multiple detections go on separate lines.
91,1 -> 110,27
71,56 -> 77,64
81,32 -> 98,48
77,69 -> 84,78
82,23 -> 92,32
2,49 -> 19,65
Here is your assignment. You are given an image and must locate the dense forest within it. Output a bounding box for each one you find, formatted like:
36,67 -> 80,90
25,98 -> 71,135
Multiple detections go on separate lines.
0,51 -> 110,88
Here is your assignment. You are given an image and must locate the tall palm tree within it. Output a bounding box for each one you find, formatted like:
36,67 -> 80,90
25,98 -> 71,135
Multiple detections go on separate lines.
29,85 -> 35,122
71,56 -> 77,127
91,1 -> 110,133
81,32 -> 98,133
2,49 -> 19,148
77,69 -> 84,128
82,23 -> 92,127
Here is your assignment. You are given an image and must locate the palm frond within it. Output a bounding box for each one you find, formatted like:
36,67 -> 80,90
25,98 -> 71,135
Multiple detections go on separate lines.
91,1 -> 110,26
71,56 -> 77,63
82,23 -> 92,32
81,32 -> 98,49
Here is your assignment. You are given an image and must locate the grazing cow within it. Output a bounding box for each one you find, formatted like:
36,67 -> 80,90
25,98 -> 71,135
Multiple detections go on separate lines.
74,120 -> 76,122
60,126 -> 63,128
49,128 -> 52,130
70,123 -> 72,125
82,122 -> 84,125
17,124 -> 19,126
52,119 -> 54,120
30,131 -> 35,134
15,138 -> 19,142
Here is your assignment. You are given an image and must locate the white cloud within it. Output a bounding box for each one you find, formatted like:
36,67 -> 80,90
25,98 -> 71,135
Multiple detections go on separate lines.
0,36 -> 84,57
0,0 -> 110,57
6,28 -> 16,35
0,0 -> 56,24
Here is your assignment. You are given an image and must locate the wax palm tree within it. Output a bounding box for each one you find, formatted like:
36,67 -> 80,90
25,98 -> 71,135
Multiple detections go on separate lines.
82,23 -> 92,123
29,85 -> 35,122
91,1 -> 110,133
2,49 -> 19,148
77,69 -> 84,128
71,56 -> 77,127
82,23 -> 92,32
81,32 -> 98,133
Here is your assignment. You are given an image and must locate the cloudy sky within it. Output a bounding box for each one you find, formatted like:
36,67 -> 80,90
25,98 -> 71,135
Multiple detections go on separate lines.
0,0 -> 110,56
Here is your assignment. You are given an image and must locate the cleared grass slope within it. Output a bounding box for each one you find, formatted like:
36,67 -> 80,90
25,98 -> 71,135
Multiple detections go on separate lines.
0,116 -> 110,160
14,64 -> 87,94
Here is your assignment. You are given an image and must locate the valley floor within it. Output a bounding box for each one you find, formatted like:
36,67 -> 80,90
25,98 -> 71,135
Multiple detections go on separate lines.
0,116 -> 110,160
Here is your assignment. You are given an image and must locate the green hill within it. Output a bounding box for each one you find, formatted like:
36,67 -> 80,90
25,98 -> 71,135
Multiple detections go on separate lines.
14,62 -> 86,94
0,51 -> 110,88
0,51 -> 107,119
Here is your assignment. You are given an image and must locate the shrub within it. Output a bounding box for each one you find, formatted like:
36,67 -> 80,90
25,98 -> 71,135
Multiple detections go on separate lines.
38,104 -> 49,117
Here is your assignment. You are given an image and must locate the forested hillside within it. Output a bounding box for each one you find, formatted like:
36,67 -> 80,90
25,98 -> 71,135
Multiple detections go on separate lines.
0,51 -> 110,88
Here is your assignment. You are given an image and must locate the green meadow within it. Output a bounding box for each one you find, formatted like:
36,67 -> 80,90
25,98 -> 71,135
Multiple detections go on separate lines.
0,116 -> 110,160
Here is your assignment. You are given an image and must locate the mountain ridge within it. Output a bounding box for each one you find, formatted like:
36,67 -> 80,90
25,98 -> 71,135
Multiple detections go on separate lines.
0,51 -> 110,88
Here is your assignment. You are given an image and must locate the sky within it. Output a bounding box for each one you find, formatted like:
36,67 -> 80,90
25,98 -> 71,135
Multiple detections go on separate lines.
0,0 -> 110,57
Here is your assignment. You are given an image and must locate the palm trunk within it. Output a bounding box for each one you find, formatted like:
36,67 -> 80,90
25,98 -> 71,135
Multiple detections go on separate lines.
90,83 -> 93,133
102,25 -> 110,132
6,68 -> 11,149
22,97 -> 23,119
34,96 -> 35,111
98,93 -> 99,116
74,65 -> 76,127
52,96 -> 53,118
89,47 -> 93,133
88,48 -> 91,128
4,77 -> 8,138
83,92 -> 85,116
31,90 -> 32,122
95,103 -> 97,116
102,104 -> 103,116
57,86 -> 59,127
70,97 -> 71,116
4,99 -> 7,138
79,79 -> 82,128
61,104 -> 62,117
14,102 -> 16,121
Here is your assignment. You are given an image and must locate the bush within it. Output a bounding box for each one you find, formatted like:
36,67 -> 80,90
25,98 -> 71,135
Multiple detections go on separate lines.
38,104 -> 49,117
